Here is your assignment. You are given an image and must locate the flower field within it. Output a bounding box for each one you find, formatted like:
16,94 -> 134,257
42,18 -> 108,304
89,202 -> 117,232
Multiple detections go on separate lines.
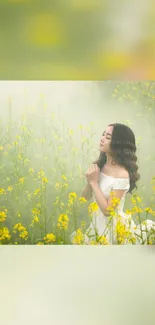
0,82 -> 155,245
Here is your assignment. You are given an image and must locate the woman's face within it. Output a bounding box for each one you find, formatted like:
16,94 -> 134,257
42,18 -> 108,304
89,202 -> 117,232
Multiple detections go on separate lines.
99,125 -> 113,153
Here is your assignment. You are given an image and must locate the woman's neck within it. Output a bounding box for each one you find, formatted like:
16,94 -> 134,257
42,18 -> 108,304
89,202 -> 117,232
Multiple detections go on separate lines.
106,154 -> 117,167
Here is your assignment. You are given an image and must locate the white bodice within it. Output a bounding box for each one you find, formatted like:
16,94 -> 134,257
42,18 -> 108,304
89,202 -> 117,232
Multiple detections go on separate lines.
95,172 -> 130,214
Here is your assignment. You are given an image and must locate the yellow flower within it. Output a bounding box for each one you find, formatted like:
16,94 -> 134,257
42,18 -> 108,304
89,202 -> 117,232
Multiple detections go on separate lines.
7,186 -> 13,192
136,196 -> 143,203
0,227 -> 11,241
98,236 -> 109,245
79,197 -> 87,204
17,154 -> 22,160
60,202 -> 65,210
72,229 -> 84,244
13,223 -> 25,231
132,207 -> 143,214
88,202 -> 99,215
109,210 -> 116,217
32,208 -> 40,216
125,209 -> 132,215
34,188 -> 40,196
42,177 -> 48,184
19,230 -> 28,240
0,146 -> 4,151
13,223 -> 28,240
145,207 -> 152,214
0,188 -> 6,195
33,216 -> 39,223
0,211 -> 7,222
89,240 -> 98,245
81,221 -> 86,228
62,175 -> 67,181
16,135 -> 21,140
19,177 -> 25,184
55,182 -> 61,189
129,237 -> 136,244
54,197 -> 60,205
131,198 -> 136,205
27,193 -> 32,201
69,192 -> 77,200
43,233 -> 56,244
36,203 -> 41,208
131,195 -> 143,205
57,214 -> 69,230
62,183 -> 68,189
24,158 -> 29,164
29,168 -> 35,174
68,129 -> 74,136
37,241 -> 44,245
114,217 -> 135,244
38,169 -> 44,178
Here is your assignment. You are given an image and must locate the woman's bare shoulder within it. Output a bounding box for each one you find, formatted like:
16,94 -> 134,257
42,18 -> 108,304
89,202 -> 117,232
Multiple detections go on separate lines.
115,167 -> 129,179
103,165 -> 129,179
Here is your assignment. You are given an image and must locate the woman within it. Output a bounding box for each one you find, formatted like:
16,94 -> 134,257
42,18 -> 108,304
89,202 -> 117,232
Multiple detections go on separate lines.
77,123 -> 155,244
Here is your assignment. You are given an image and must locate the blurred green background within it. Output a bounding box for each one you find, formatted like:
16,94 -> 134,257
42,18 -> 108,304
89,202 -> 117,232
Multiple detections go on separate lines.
0,0 -> 155,79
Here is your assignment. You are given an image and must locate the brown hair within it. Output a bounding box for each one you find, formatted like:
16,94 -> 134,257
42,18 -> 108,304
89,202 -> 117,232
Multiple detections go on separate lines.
94,123 -> 140,193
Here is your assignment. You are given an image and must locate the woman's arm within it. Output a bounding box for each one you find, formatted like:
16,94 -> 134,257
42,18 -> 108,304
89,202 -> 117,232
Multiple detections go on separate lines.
90,181 -> 127,216
82,183 -> 92,201
90,182 -> 109,214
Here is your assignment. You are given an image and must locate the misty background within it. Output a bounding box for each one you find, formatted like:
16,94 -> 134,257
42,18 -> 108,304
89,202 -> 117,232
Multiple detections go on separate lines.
0,0 -> 155,79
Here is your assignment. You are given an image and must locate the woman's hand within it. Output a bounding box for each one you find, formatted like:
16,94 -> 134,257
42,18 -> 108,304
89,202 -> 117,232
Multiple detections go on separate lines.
86,164 -> 100,186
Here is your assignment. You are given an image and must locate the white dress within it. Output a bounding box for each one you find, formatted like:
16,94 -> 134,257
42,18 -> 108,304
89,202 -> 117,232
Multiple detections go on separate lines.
83,172 -> 155,245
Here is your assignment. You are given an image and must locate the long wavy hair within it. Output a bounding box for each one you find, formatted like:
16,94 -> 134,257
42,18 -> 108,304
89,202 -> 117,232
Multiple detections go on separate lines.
94,123 -> 140,194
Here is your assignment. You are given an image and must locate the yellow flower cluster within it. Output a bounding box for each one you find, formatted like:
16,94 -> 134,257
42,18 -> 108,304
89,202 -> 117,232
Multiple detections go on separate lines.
0,188 -> 6,195
68,192 -> 77,206
114,218 -> 136,244
55,182 -> 68,190
145,207 -> 155,216
0,227 -> 11,241
30,216 -> 39,227
57,214 -> 69,230
43,233 -> 56,244
7,186 -> 13,192
19,177 -> 25,184
62,175 -> 67,181
97,236 -> 109,245
32,207 -> 40,216
29,168 -> 35,174
13,223 -> 28,240
34,188 -> 41,196
89,235 -> 109,245
131,195 -> 143,205
79,197 -> 87,204
0,210 -> 7,223
88,202 -> 98,215
72,229 -> 84,244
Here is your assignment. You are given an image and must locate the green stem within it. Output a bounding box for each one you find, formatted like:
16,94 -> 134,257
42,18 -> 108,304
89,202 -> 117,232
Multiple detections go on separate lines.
73,203 -> 77,231
97,215 -> 113,241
